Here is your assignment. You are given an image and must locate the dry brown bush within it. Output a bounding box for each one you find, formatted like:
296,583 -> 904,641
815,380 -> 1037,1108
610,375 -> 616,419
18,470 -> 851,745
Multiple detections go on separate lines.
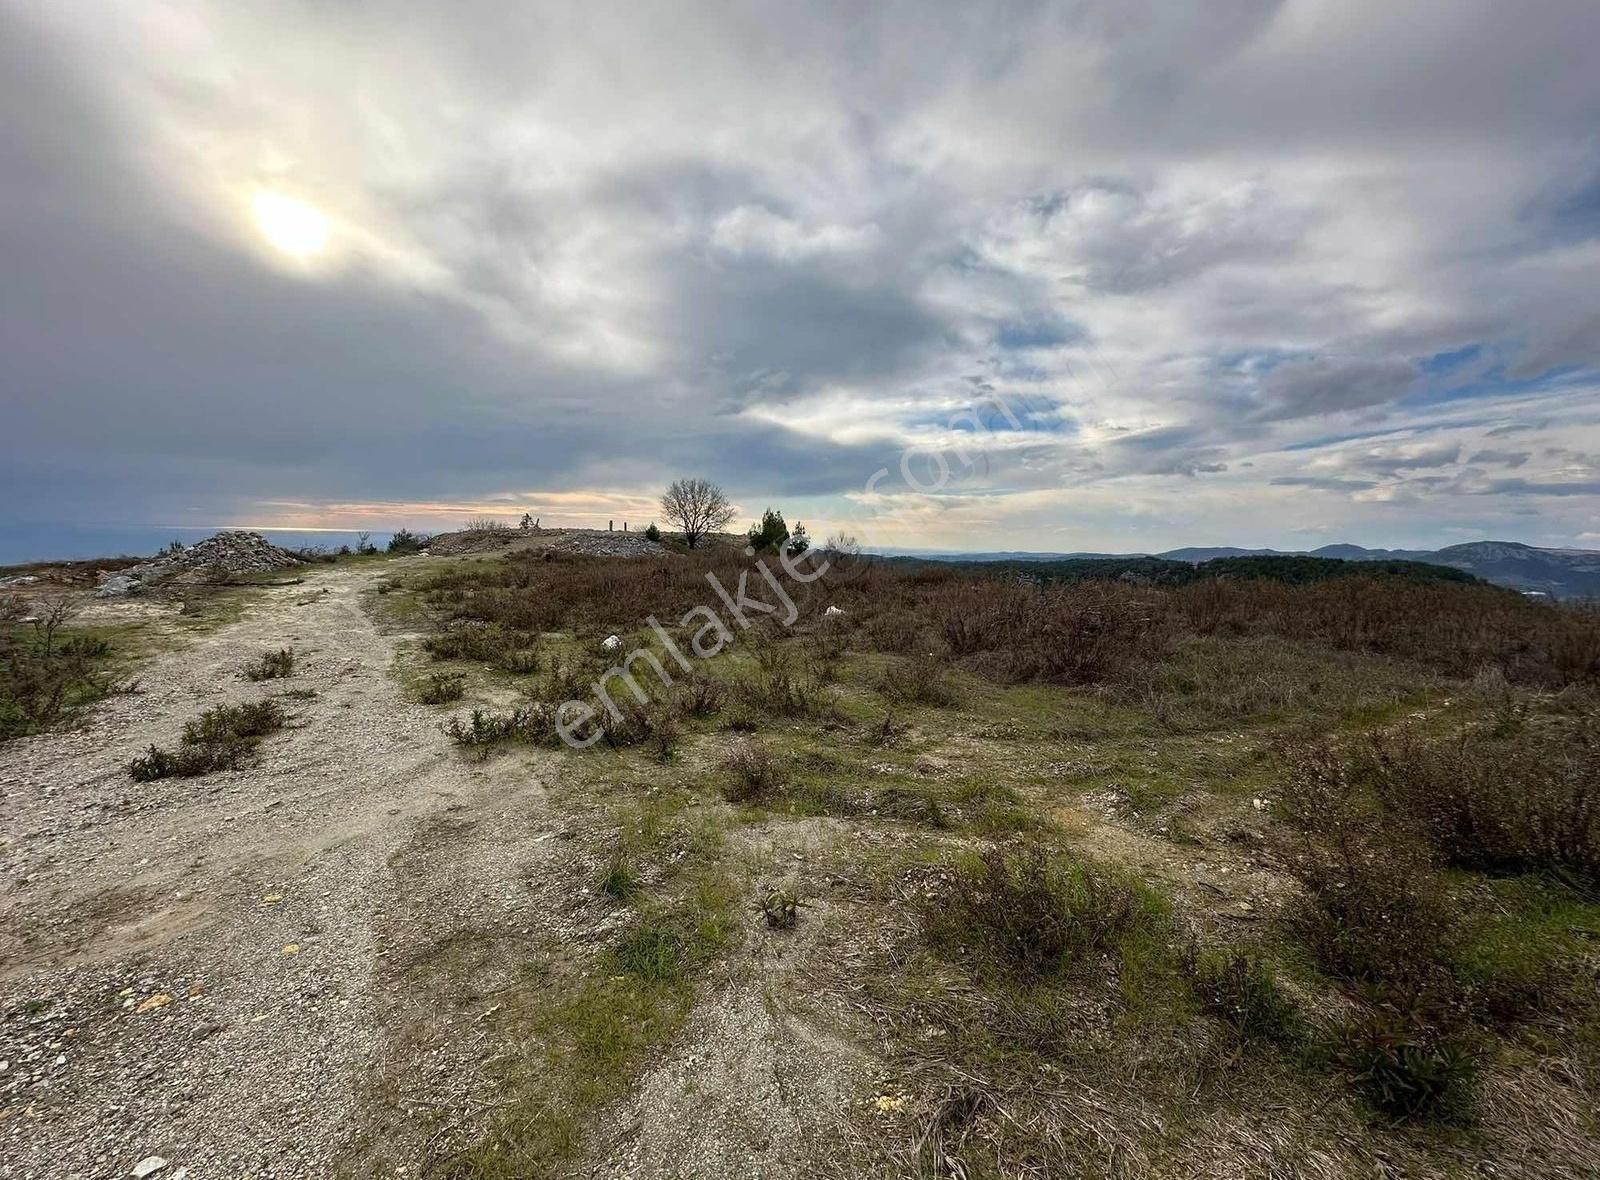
417,550 -> 1600,694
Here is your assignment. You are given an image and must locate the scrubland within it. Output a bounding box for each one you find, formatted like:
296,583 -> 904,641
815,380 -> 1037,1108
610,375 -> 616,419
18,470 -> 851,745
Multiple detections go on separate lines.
5,542 -> 1597,1177
360,546 -> 1600,1178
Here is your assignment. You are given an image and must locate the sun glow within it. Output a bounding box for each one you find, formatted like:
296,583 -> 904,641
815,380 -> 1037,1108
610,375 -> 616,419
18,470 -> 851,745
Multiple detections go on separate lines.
252,191 -> 329,259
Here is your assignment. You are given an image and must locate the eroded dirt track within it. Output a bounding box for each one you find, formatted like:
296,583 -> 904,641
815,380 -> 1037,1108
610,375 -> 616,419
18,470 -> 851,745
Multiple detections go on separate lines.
0,566 -> 498,1178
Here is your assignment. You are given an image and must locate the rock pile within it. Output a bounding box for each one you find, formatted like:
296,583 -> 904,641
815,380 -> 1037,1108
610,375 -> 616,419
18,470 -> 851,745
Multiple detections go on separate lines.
96,531 -> 303,597
428,527 -> 670,559
558,530 -> 669,558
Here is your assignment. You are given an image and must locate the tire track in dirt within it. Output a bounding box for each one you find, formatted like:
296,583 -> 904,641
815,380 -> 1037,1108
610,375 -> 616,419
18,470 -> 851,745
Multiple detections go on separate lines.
0,564 -> 487,1179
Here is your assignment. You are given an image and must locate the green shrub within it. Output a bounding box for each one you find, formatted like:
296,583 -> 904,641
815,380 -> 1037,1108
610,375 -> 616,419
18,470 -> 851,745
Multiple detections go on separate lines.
244,647 -> 295,681
1334,1001 -> 1481,1120
417,672 -> 466,704
746,507 -> 789,554
929,844 -> 1145,982
445,705 -> 560,754
129,699 -> 287,781
1183,947 -> 1301,1045
1,603 -> 123,741
426,623 -> 540,675
387,528 -> 430,554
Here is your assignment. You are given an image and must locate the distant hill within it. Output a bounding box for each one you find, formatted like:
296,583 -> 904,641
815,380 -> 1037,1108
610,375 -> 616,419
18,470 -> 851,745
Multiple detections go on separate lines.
1423,542 -> 1600,598
884,552 -> 1483,591
1157,546 -> 1281,563
903,540 -> 1600,598
1308,543 -> 1435,562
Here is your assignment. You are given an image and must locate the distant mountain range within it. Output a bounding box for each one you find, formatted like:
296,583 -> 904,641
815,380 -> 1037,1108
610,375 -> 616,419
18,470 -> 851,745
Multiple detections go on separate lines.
901,541 -> 1600,598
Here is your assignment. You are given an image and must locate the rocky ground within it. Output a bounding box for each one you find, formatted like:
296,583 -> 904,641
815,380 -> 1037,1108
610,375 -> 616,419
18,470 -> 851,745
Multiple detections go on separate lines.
425,527 -> 672,559
0,564 -> 487,1178
0,559 -> 867,1179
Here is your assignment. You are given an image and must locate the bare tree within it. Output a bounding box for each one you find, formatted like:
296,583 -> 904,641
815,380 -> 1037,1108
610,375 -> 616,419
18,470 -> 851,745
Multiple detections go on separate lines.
659,478 -> 736,549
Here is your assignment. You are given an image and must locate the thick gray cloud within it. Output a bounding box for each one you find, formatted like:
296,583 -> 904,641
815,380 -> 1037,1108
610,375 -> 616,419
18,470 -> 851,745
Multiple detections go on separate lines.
3,0 -> 1600,547
1468,450 -> 1532,468
1254,359 -> 1421,423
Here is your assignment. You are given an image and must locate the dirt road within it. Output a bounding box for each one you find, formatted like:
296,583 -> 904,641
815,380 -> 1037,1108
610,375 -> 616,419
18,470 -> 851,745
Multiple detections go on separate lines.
0,565 -> 497,1178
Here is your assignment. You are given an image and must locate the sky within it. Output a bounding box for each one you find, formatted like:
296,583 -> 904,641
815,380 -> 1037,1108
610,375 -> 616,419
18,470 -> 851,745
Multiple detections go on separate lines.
4,1 -> 1600,555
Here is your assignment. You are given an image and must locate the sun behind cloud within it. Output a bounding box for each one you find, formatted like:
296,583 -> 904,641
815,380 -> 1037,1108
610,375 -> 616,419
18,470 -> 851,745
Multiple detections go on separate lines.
252,191 -> 328,260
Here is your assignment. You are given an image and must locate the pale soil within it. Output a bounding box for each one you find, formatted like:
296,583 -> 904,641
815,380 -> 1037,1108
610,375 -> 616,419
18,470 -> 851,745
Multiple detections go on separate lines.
0,565 -> 871,1179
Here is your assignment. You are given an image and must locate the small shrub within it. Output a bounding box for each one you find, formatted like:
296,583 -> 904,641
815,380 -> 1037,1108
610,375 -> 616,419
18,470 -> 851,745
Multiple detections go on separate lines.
445,704 -> 560,755
128,699 -> 287,781
129,741 -> 246,781
1,600 -> 122,741
672,673 -> 725,718
643,523 -> 661,542
867,711 -> 909,747
596,700 -> 665,750
735,644 -> 832,719
182,699 -> 286,746
417,672 -> 466,704
1281,747 -> 1459,988
387,528 -> 431,554
720,741 -> 781,802
929,844 -> 1144,981
878,651 -> 959,706
244,647 -> 295,681
1183,947 -> 1302,1045
760,889 -> 799,929
645,707 -> 680,762
1335,1001 -> 1481,1119
425,623 -> 540,675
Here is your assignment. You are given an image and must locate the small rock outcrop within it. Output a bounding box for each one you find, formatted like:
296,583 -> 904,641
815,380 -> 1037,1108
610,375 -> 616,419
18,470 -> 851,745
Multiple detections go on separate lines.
95,531 -> 303,597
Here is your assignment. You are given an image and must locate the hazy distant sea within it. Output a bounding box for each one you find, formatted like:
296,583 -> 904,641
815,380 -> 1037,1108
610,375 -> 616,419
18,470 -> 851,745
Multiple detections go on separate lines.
0,524 -> 395,567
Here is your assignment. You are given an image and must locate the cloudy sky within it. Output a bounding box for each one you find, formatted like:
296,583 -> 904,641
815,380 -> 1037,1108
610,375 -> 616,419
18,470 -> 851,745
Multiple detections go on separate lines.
4,1 -> 1600,553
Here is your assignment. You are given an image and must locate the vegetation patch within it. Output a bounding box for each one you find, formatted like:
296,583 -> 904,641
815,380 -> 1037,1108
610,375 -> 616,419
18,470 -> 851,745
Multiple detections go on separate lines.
926,843 -> 1155,983
1,601 -> 129,741
129,699 -> 287,781
1367,710 -> 1600,890
244,646 -> 295,680
416,671 -> 466,704
1181,946 -> 1302,1046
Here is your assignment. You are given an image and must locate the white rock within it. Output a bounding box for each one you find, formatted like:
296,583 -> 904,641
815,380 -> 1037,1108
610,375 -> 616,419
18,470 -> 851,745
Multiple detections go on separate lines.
131,1158 -> 168,1178
601,634 -> 622,652
824,605 -> 844,617
95,574 -> 141,599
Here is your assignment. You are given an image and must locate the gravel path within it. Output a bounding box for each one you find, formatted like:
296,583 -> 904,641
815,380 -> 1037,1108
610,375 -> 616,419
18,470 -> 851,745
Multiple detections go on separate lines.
0,565 -> 480,1179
